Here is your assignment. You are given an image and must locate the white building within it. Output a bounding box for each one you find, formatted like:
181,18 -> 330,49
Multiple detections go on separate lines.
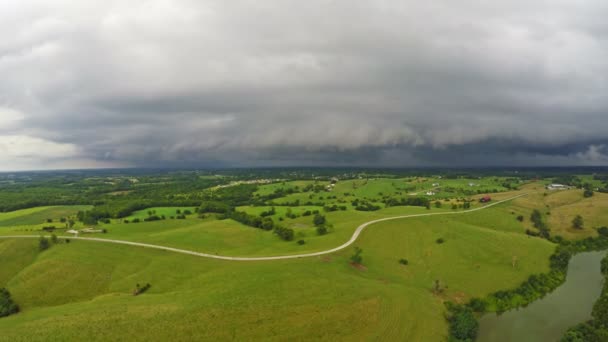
547,184 -> 568,190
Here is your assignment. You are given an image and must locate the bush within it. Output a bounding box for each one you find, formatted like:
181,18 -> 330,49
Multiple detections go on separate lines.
350,247 -> 363,264
573,215 -> 584,229
399,258 -> 409,265
0,288 -> 19,318
297,239 -> 306,245
133,283 -> 151,296
316,226 -> 328,235
516,215 -> 524,222
39,236 -> 50,251
436,238 -> 445,244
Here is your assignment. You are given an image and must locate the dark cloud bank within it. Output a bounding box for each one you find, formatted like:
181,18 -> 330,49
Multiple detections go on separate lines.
1,1 -> 608,171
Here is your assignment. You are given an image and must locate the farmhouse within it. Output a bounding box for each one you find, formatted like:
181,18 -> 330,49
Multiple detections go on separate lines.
426,191 -> 436,196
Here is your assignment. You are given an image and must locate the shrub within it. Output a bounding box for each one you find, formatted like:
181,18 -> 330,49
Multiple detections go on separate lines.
39,236 -> 50,251
316,226 -> 328,235
350,247 -> 363,264
297,239 -> 306,245
399,258 -> 409,265
0,288 -> 19,318
133,283 -> 151,296
436,238 -> 445,244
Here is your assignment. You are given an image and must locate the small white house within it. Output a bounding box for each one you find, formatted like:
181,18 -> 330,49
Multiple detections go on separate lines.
432,183 -> 440,187
66,229 -> 79,235
426,191 -> 436,196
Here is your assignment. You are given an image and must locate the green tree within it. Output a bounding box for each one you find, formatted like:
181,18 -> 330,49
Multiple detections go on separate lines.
350,247 -> 363,264
448,305 -> 479,340
313,214 -> 326,226
39,236 -> 50,251
261,217 -> 274,230
573,215 -> 584,229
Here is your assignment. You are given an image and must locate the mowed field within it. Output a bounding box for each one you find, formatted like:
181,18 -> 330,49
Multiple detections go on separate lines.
0,204 -> 554,341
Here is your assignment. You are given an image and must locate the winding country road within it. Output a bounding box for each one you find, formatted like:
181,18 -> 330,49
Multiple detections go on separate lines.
0,194 -> 526,261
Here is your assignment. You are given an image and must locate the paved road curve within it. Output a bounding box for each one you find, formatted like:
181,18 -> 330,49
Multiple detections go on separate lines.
0,194 -> 526,261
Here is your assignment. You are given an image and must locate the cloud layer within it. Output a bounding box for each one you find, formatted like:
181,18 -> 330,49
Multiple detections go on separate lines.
1,0 -> 608,170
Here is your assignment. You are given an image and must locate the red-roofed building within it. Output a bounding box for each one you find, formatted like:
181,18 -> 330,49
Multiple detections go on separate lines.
479,196 -> 491,203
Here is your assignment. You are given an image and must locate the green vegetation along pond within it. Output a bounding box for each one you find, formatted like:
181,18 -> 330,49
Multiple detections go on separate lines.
478,250 -> 606,342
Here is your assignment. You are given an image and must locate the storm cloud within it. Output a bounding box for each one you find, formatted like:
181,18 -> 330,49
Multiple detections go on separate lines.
1,0 -> 608,170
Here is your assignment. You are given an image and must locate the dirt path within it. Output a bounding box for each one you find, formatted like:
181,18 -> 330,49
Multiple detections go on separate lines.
0,194 -> 526,261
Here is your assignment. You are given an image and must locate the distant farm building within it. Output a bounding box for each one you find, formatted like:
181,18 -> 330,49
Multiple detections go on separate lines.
479,196 -> 491,203
547,184 -> 569,191
426,191 -> 436,196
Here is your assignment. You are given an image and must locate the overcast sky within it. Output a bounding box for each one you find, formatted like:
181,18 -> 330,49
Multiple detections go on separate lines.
1,0 -> 607,171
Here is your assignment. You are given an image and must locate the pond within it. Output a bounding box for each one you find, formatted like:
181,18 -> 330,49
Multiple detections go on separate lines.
477,250 -> 606,342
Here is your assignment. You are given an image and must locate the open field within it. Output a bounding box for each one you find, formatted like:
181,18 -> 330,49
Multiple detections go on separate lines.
0,202 -> 554,341
0,206 -> 92,228
1,171 -> 607,341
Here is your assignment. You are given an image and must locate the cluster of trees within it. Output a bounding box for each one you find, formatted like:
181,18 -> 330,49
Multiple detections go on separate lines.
274,226 -> 294,241
323,204 -> 347,212
383,197 -> 430,208
223,210 -> 268,230
313,214 -> 329,235
445,302 -> 478,341
0,288 -> 19,318
198,201 -> 231,214
351,200 -> 381,211
260,207 -> 276,217
39,234 -> 64,251
219,208 -> 295,241
527,209 -> 550,239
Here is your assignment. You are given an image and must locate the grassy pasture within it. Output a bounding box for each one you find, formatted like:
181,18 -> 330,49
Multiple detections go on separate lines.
0,205 -> 92,228
0,199 -> 555,341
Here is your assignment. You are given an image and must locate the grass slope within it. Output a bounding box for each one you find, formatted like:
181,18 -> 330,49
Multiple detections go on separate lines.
0,206 -> 92,227
0,201 -> 554,341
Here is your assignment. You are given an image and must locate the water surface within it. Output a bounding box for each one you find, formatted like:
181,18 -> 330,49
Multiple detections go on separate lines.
477,251 -> 606,342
